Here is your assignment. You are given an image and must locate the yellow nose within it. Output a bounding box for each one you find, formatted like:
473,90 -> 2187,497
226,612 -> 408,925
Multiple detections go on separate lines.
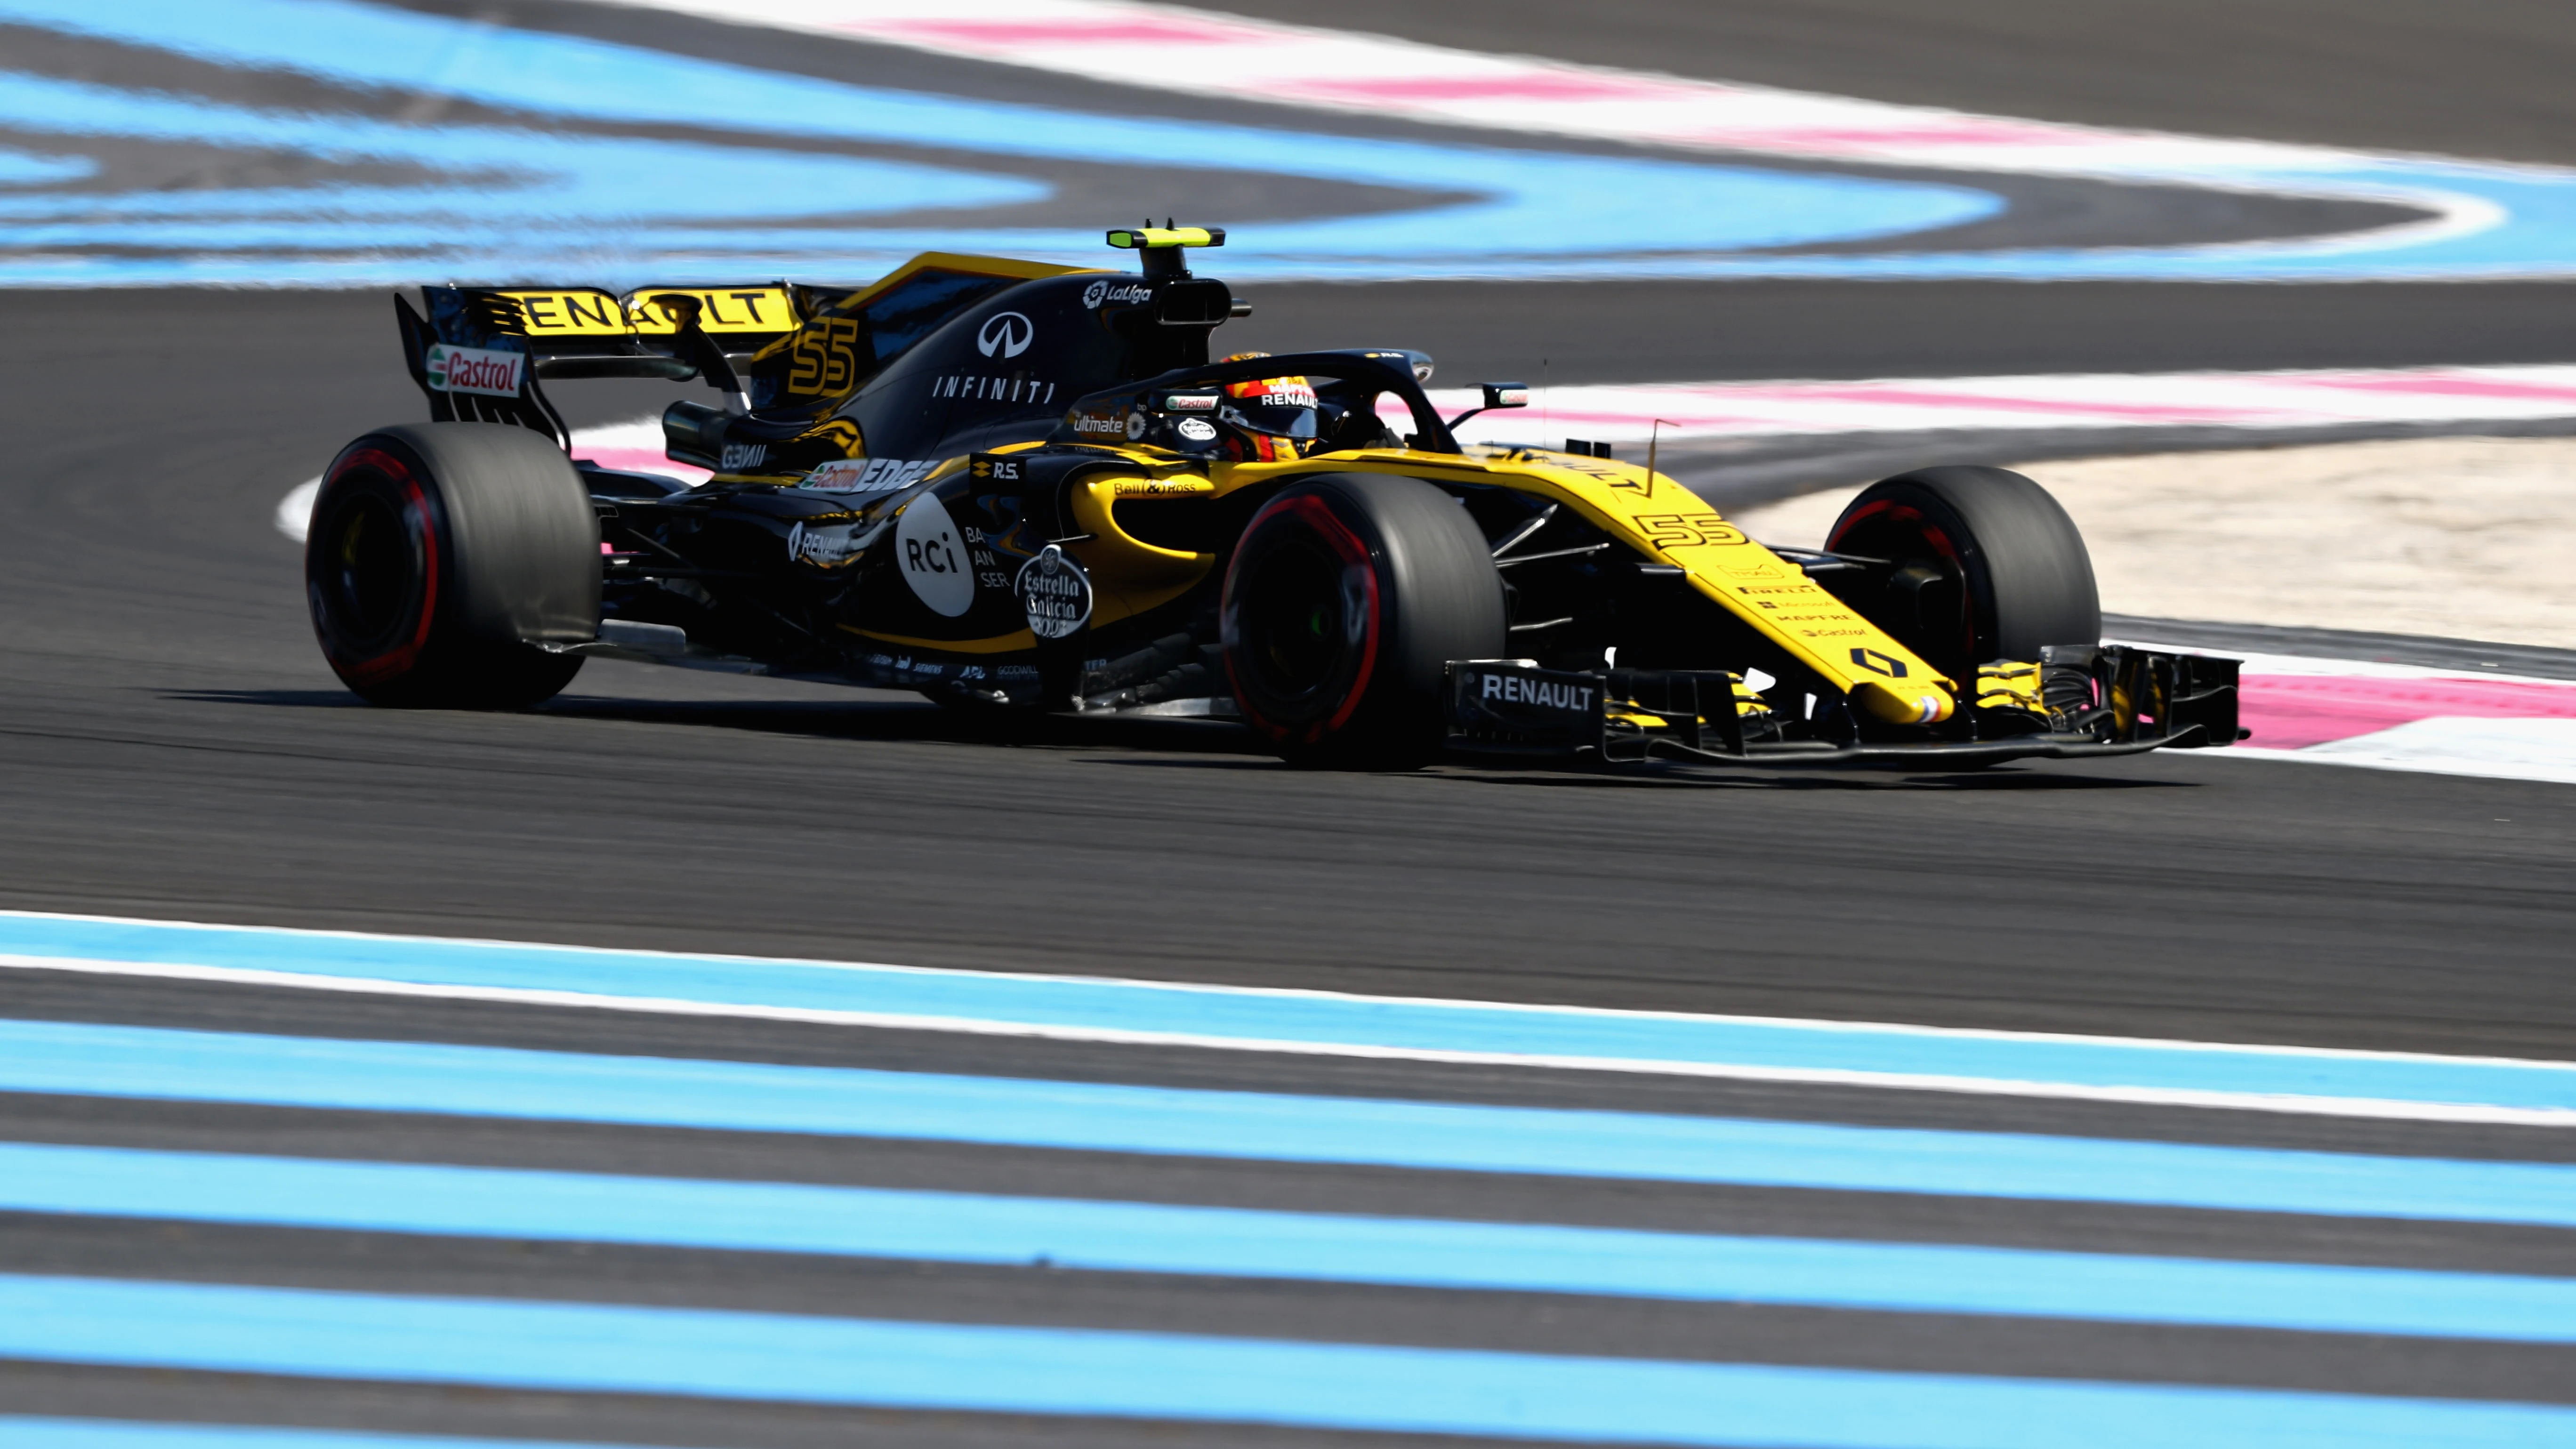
1853,680 -> 1955,726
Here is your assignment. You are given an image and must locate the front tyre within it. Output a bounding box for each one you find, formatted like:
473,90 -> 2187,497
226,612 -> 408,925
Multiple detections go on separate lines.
1221,474 -> 1505,769
306,422 -> 598,708
1825,465 -> 2100,680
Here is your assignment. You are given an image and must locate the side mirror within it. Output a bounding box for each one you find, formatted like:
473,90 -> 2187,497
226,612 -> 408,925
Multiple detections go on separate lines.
1445,380 -> 1531,433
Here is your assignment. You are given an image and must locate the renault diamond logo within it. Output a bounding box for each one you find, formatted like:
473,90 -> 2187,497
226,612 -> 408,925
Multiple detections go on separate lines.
976,312 -> 1034,359
1849,646 -> 1909,678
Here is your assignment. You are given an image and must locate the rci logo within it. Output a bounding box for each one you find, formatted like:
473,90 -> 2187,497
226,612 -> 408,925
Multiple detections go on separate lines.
976,312 -> 1034,359
1850,647 -> 1909,678
895,494 -> 975,617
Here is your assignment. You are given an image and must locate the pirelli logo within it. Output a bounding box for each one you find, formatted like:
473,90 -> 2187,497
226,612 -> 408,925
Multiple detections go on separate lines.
500,287 -> 798,337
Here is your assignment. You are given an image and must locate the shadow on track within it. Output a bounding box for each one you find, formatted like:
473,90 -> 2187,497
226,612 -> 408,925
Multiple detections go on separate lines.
168,686 -> 1278,757
176,688 -> 2191,790
1098,758 -> 2190,792
167,690 -> 372,711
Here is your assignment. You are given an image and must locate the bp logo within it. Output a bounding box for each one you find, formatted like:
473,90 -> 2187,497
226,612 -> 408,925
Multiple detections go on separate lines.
1015,544 -> 1093,639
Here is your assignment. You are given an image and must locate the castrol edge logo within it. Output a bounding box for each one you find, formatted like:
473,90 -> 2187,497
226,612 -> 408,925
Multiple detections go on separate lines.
423,343 -> 525,397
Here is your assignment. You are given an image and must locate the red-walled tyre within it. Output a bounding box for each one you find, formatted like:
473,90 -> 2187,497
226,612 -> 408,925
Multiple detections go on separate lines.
1221,473 -> 1505,769
1825,465 -> 2100,680
306,422 -> 598,708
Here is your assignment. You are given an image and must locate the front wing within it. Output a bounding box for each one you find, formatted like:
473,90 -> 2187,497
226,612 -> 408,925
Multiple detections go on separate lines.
1446,648 -> 2243,768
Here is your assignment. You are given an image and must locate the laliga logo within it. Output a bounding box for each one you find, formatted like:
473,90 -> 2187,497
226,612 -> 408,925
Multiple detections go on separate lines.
1081,280 -> 1152,310
976,312 -> 1034,359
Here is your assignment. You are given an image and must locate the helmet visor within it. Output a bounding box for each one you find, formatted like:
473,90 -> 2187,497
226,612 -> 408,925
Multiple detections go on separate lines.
1224,402 -> 1319,440
1223,376 -> 1320,439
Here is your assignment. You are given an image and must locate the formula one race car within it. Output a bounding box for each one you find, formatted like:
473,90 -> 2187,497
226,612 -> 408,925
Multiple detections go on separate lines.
305,226 -> 2241,770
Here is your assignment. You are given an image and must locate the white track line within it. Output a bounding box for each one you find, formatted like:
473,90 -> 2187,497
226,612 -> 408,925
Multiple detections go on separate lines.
281,361 -> 2576,544
7,903 -> 2576,1126
1440,365 -> 2576,446
601,0 -> 2489,180
20,954 -> 2576,1124
11,954 -> 2571,1127
600,0 -> 2514,263
274,478 -> 318,542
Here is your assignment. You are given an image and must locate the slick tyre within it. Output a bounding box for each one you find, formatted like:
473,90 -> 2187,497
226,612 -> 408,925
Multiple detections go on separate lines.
1825,466 -> 2099,679
1222,474 -> 1506,770
306,422 -> 599,709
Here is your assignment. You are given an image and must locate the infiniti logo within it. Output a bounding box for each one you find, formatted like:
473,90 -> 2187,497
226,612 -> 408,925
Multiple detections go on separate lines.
975,311 -> 1034,358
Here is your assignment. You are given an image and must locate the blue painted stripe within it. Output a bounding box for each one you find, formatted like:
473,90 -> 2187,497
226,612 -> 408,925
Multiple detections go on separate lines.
5,1020 -> 2574,1226
3,0 -> 2576,282
8,1141 -> 2574,1343
0,1422 -> 633,1449
7,1275 -> 2576,1448
0,147 -> 92,185
0,0 -> 1993,287
5,912 -> 2568,1113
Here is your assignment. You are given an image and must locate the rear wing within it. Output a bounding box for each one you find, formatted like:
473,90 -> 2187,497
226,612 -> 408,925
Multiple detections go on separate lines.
394,283 -> 805,447
394,254 -> 1099,450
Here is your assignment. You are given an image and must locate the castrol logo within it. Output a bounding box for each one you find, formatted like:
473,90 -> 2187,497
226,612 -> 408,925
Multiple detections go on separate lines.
424,343 -> 525,397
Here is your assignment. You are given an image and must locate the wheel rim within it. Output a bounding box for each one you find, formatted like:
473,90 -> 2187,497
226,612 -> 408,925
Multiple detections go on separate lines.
307,448 -> 439,684
322,489 -> 418,651
1829,498 -> 1979,675
1237,538 -> 1352,706
1224,492 -> 1381,742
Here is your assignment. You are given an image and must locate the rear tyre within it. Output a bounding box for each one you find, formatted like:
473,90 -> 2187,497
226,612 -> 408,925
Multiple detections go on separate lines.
1825,466 -> 2099,679
306,422 -> 598,708
1221,474 -> 1506,769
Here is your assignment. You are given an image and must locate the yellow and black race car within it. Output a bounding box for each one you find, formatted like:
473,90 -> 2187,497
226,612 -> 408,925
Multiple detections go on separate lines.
306,226 -> 2240,770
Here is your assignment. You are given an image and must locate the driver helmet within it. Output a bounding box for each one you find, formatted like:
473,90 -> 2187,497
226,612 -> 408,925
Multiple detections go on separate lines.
1216,353 -> 1320,462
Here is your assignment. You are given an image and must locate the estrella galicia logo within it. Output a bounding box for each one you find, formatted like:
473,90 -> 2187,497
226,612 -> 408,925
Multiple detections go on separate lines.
1016,544 -> 1093,639
976,312 -> 1034,359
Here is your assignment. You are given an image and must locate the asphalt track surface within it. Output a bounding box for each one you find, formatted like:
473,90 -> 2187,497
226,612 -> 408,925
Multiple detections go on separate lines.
0,285 -> 2566,1045
6,3 -> 2576,1444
